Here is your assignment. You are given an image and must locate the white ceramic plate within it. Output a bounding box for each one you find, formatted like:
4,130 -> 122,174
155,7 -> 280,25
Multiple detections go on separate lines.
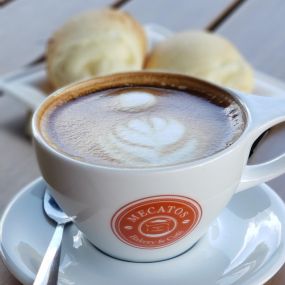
1,178 -> 285,285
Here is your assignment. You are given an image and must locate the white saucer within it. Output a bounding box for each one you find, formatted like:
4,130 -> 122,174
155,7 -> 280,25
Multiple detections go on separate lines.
1,179 -> 285,285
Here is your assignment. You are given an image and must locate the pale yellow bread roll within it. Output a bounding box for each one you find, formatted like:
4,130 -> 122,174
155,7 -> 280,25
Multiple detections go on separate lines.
47,9 -> 147,88
145,31 -> 254,92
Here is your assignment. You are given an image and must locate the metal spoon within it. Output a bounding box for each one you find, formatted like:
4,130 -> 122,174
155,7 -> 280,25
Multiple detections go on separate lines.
33,189 -> 74,285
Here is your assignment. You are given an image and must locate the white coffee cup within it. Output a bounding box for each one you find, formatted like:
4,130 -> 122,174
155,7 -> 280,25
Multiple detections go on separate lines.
32,72 -> 285,262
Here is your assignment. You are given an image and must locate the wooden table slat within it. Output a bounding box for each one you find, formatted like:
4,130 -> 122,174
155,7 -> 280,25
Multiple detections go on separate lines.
122,0 -> 234,31
217,0 -> 285,81
0,0 -> 113,75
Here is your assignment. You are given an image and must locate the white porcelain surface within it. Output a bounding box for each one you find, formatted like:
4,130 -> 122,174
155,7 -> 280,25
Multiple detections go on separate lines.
1,178 -> 285,285
32,63 -> 285,262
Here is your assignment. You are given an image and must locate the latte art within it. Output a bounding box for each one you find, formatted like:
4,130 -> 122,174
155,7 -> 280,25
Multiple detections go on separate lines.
113,91 -> 156,112
40,86 -> 244,167
117,117 -> 185,147
97,116 -> 197,166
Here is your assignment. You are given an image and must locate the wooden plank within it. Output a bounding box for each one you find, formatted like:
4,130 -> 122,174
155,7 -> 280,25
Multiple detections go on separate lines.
0,260 -> 20,285
206,0 -> 246,31
0,97 -> 40,212
123,0 -> 233,31
217,0 -> 285,81
267,270 -> 285,285
0,0 -> 15,7
216,2 -> 285,284
0,97 -> 37,284
0,0 -> 113,75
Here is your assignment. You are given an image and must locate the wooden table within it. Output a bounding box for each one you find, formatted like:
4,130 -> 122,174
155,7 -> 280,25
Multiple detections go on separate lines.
1,0 -> 285,284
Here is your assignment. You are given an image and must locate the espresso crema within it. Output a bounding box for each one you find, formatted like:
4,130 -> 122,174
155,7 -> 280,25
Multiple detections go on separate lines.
39,87 -> 244,167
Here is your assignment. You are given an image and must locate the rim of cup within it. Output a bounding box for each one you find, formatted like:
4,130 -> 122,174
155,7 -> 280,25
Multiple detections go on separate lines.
32,71 -> 249,172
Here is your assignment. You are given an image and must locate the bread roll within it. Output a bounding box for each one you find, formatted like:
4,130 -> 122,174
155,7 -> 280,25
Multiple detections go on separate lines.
47,9 -> 147,88
145,31 -> 254,92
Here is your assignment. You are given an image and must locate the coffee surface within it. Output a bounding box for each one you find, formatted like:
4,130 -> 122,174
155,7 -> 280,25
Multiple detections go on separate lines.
40,87 -> 244,167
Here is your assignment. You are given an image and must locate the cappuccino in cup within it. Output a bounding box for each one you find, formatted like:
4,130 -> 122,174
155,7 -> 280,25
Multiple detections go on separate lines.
33,72 -> 285,262
39,86 -> 244,167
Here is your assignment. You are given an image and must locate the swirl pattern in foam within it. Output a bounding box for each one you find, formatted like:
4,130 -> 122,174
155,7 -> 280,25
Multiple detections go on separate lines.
40,87 -> 244,168
97,116 -> 197,166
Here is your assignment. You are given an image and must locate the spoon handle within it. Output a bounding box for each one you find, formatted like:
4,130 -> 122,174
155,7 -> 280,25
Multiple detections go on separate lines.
33,223 -> 64,285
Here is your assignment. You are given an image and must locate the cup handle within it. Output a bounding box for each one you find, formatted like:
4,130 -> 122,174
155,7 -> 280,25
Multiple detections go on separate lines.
234,92 -> 285,192
238,155 -> 285,192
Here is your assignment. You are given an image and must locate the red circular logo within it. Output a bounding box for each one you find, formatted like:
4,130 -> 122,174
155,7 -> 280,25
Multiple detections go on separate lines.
111,195 -> 202,249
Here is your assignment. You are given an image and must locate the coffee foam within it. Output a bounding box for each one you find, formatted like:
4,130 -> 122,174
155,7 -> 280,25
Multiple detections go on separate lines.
40,87 -> 245,167
113,91 -> 157,112
96,116 -> 198,166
